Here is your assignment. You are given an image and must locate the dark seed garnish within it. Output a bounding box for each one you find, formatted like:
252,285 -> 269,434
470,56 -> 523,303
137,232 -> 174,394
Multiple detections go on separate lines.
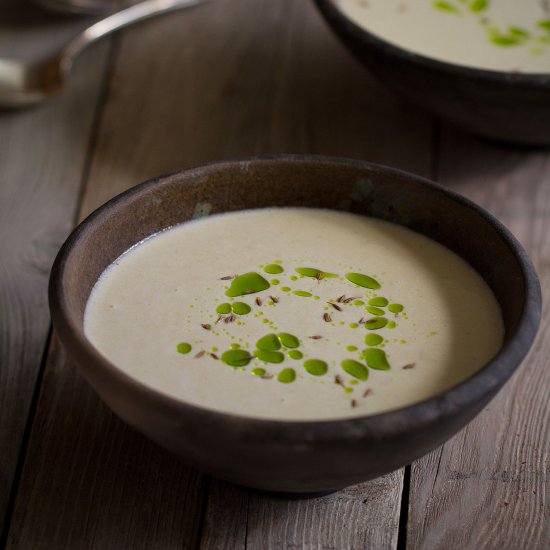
215,315 -> 223,324
363,388 -> 373,398
261,374 -> 274,380
210,353 -> 219,360
358,318 -> 366,324
337,295 -> 346,303
402,363 -> 416,370
343,296 -> 358,304
351,399 -> 358,408
194,351 -> 205,358
270,295 -> 279,303
316,272 -> 323,282
224,314 -> 236,324
323,313 -> 332,322
329,302 -> 342,312
219,275 -> 236,280
255,297 -> 262,306
201,323 -> 211,330
309,335 -> 322,340
335,375 -> 344,386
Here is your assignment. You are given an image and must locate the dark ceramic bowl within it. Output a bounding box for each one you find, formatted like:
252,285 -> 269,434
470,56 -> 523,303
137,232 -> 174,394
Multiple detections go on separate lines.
49,156 -> 541,493
315,0 -> 550,145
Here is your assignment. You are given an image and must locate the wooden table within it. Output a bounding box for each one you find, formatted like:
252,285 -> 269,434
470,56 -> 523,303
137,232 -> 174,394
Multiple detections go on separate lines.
1,0 -> 548,548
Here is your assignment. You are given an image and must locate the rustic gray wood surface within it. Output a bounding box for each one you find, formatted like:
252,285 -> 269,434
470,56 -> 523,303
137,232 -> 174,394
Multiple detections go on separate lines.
0,0 -> 548,548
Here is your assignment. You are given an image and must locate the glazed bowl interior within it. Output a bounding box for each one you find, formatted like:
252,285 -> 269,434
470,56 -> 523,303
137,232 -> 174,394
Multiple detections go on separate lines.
314,0 -> 550,145
50,156 -> 541,492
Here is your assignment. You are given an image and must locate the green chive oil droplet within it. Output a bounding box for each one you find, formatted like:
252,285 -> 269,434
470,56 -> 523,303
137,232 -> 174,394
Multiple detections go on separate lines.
345,272 -> 380,289
225,272 -> 270,297
293,290 -> 312,297
176,342 -> 192,354
365,317 -> 388,330
254,349 -> 285,363
369,297 -> 388,307
365,334 -> 383,346
252,368 -> 266,376
303,359 -> 328,376
295,267 -> 338,279
231,302 -> 251,315
278,368 -> 296,383
216,303 -> 232,314
341,359 -> 369,380
221,349 -> 252,367
366,306 -> 385,316
388,303 -> 404,313
278,333 -> 300,348
264,264 -> 284,275
287,350 -> 303,360
363,348 -> 391,370
256,333 -> 281,351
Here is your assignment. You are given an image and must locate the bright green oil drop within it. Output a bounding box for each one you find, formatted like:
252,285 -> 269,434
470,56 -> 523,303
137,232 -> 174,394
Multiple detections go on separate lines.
264,264 -> 284,275
225,272 -> 270,297
349,323 -> 359,329
388,303 -> 404,313
303,359 -> 328,376
344,387 -> 353,394
349,380 -> 358,386
353,300 -> 365,306
252,368 -> 266,376
221,349 -> 252,367
230,343 -> 241,350
281,286 -> 291,292
346,345 -> 358,352
278,333 -> 300,348
295,267 -> 338,279
271,279 -> 280,285
365,317 -> 388,330
341,359 -> 368,380
363,348 -> 390,370
293,290 -> 312,297
288,350 -> 303,360
256,333 -> 281,351
290,275 -> 298,281
232,302 -> 251,315
278,368 -> 296,383
369,297 -> 388,307
345,272 -> 380,290
387,321 -> 396,329
365,334 -> 383,346
367,306 -> 385,316
216,303 -> 232,314
176,342 -> 192,354
254,349 -> 284,363
433,0 -> 460,13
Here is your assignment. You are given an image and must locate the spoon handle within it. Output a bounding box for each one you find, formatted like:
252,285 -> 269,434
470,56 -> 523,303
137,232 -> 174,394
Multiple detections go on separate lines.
60,0 -> 207,72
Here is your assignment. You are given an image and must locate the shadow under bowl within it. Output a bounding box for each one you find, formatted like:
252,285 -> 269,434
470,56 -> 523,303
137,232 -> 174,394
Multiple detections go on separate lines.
314,0 -> 550,146
49,156 -> 541,493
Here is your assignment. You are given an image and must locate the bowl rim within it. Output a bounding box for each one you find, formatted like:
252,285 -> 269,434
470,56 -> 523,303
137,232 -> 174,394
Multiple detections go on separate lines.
315,0 -> 550,84
49,155 -> 542,443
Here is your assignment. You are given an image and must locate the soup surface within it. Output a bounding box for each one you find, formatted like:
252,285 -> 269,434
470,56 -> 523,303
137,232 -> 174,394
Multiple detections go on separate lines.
336,0 -> 550,73
84,208 -> 504,420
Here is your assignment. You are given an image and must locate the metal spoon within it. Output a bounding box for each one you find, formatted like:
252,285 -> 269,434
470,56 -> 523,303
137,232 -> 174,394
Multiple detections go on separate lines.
0,0 -> 206,108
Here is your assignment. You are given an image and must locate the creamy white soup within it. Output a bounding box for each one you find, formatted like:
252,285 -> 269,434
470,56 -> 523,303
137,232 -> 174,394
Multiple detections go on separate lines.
336,0 -> 550,73
84,208 -> 504,420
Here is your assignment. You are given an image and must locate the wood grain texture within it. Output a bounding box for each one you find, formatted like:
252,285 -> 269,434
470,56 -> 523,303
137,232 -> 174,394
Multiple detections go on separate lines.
200,473 -> 403,550
5,0 -> 433,548
0,5 -> 112,533
406,129 -> 550,549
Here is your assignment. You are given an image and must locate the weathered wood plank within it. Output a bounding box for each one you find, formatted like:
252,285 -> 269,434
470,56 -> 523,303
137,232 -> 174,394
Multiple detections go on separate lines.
0,1 -> 112,534
407,129 -> 550,549
6,0 -> 433,547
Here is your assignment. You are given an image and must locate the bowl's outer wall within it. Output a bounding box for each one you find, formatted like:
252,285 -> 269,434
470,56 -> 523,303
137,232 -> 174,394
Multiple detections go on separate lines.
50,158 -> 541,492
315,0 -> 550,145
